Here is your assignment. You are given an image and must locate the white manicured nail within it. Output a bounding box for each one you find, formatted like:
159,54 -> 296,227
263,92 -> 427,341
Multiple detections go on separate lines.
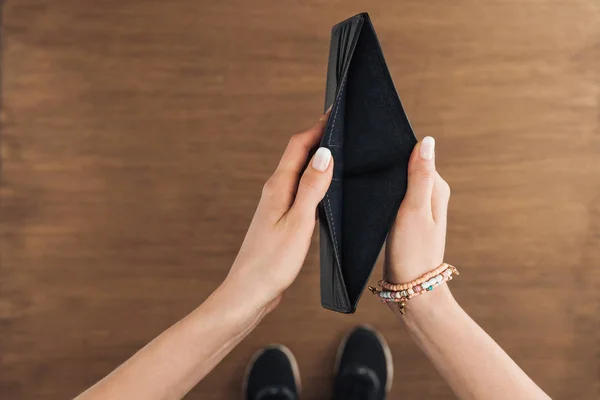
420,136 -> 435,160
312,147 -> 332,172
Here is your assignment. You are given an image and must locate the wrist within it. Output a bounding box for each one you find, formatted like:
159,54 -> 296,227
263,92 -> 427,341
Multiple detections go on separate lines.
219,270 -> 280,315
394,285 -> 459,330
197,278 -> 272,339
383,258 -> 445,286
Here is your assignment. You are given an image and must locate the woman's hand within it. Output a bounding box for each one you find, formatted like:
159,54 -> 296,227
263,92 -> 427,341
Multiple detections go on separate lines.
225,111 -> 333,311
75,112 -> 333,400
384,141 -> 551,400
385,136 -> 451,283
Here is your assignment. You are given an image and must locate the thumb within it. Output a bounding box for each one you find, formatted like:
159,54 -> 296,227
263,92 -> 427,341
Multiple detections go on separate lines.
403,136 -> 436,211
290,147 -> 333,217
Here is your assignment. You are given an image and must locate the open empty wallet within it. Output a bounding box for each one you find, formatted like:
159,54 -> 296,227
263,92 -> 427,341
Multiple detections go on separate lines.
319,13 -> 417,313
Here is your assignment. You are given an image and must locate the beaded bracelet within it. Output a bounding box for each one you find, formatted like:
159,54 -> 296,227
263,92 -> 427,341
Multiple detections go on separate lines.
368,263 -> 459,315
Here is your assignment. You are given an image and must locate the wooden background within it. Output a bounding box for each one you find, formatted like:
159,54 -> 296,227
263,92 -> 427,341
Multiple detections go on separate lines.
2,1 -> 599,399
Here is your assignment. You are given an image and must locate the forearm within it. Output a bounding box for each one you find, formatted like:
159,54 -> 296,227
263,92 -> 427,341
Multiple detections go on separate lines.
77,278 -> 269,400
399,287 -> 550,400
75,113 -> 332,400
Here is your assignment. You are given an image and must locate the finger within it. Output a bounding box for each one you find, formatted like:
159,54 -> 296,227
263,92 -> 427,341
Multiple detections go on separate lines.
403,136 -> 436,212
259,172 -> 297,216
260,109 -> 332,213
289,147 -> 333,217
276,108 -> 332,175
431,172 -> 451,224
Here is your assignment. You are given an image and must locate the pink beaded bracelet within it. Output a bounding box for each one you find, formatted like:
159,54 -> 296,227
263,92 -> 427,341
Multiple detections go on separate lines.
368,264 -> 459,314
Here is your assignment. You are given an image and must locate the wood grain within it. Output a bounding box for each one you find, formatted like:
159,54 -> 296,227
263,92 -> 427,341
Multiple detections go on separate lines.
2,1 -> 600,399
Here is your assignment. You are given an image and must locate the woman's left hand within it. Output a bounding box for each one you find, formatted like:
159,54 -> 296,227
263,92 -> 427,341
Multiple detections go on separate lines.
225,111 -> 333,312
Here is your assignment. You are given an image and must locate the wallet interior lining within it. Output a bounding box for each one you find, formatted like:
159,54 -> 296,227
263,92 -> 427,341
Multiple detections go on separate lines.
342,21 -> 416,304
323,15 -> 417,308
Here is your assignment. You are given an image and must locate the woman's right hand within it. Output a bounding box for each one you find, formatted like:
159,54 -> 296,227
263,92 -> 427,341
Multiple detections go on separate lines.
384,136 -> 451,284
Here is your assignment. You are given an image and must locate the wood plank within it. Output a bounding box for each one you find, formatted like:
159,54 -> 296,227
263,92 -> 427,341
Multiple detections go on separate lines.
2,1 -> 599,398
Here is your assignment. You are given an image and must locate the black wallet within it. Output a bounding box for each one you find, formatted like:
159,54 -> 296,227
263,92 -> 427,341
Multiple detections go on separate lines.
319,13 -> 417,313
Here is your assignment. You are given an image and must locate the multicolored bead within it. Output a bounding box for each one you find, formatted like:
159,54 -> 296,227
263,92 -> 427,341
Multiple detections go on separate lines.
370,264 -> 459,313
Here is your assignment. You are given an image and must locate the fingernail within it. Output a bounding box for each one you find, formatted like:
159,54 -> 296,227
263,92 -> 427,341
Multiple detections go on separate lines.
312,147 -> 332,172
420,136 -> 435,160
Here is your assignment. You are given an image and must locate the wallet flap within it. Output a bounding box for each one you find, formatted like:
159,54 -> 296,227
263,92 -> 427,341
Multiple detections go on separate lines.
320,13 -> 417,313
319,14 -> 365,312
324,15 -> 365,111
318,205 -> 349,311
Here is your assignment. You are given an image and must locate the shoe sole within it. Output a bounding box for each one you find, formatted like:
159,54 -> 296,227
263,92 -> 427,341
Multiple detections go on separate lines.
334,324 -> 394,393
242,344 -> 301,398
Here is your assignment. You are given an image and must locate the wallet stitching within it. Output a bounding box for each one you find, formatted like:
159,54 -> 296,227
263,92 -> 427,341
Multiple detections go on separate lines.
325,194 -> 346,308
327,81 -> 345,147
325,196 -> 340,260
324,57 -> 347,260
